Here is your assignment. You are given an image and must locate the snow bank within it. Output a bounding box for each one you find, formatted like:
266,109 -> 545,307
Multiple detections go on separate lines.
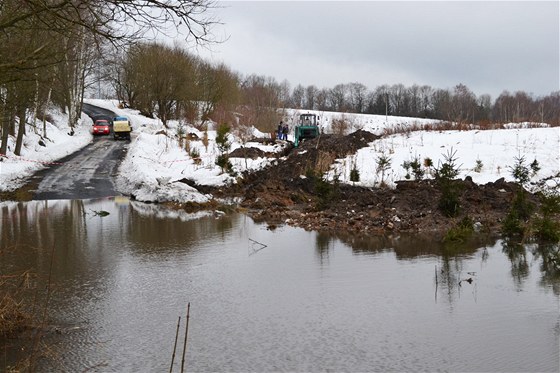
0,108 -> 92,192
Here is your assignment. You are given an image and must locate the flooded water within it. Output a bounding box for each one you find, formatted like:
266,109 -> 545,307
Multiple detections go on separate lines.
1,197 -> 559,372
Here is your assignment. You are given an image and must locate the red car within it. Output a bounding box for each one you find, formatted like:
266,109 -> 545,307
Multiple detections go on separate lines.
92,119 -> 110,135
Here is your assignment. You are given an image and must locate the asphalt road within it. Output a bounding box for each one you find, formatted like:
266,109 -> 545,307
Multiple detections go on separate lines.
32,104 -> 128,200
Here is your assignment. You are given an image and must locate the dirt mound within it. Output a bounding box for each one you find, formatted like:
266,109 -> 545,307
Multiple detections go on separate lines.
236,130 -> 380,186
229,147 -> 268,159
303,129 -> 380,156
199,129 -> 548,237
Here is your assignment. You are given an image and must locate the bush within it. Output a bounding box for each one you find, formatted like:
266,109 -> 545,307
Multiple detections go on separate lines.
410,157 -> 424,180
502,210 -> 525,237
502,156 -> 537,239
533,192 -> 560,242
215,154 -> 233,173
401,160 -> 411,180
215,124 -> 231,173
376,152 -> 392,186
533,217 -> 560,242
444,216 -> 474,242
350,166 -> 360,183
331,115 -> 351,136
308,170 -> 337,210
434,149 -> 462,217
474,159 -> 483,173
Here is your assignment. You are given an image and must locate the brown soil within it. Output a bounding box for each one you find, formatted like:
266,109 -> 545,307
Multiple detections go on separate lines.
199,130 -> 544,239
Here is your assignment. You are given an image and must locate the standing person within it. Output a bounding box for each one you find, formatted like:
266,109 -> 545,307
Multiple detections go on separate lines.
278,121 -> 283,140
282,123 -> 289,141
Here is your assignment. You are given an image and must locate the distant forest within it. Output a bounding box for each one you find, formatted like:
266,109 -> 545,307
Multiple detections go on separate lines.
279,82 -> 560,126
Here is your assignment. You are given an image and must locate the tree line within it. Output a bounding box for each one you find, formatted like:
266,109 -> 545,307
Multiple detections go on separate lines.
114,42 -> 559,132
285,82 -> 560,127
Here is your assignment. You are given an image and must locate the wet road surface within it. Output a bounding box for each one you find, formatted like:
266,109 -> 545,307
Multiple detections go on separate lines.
32,104 -> 127,200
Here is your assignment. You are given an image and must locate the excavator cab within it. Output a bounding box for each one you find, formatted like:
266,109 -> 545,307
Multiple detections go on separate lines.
294,114 -> 319,147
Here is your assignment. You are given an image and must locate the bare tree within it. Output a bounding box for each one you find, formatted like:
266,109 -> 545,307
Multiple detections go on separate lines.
450,83 -> 477,125
493,91 -> 515,123
197,61 -> 240,127
407,84 -> 421,117
347,82 -> 368,113
329,83 -> 348,112
118,42 -> 197,127
418,85 -> 434,118
277,79 -> 291,109
304,85 -> 318,110
432,88 -> 453,122
315,88 -> 329,111
389,84 -> 406,115
0,0 -> 218,46
239,74 -> 282,132
477,94 -> 492,125
291,84 -> 305,109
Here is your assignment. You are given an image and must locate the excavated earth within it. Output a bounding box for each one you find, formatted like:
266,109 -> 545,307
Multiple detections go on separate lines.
199,130 -> 544,240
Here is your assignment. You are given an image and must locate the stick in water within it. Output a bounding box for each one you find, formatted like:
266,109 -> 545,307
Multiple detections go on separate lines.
169,316 -> 181,373
180,303 -> 191,373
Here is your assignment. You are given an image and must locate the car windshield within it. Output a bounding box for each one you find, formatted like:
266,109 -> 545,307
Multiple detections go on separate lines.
94,121 -> 108,126
114,117 -> 127,121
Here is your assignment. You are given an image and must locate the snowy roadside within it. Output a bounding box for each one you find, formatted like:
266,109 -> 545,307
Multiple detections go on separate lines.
85,99 -> 290,203
0,108 -> 92,192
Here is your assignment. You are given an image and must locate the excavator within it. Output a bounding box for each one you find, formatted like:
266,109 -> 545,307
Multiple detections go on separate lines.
294,113 -> 320,147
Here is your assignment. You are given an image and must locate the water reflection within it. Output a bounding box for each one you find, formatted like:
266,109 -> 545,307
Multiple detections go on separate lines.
0,199 -> 559,372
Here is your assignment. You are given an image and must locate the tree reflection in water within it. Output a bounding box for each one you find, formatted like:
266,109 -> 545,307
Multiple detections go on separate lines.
531,243 -> 560,295
501,239 -> 560,295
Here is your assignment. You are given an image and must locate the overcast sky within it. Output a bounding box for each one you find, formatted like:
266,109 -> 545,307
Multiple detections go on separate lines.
194,1 -> 559,98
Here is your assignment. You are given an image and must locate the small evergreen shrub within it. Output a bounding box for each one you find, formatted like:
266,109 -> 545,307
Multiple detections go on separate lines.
434,149 -> 462,217
350,166 -> 360,183
533,192 -> 560,242
474,159 -> 483,173
502,155 -> 537,239
376,152 -> 392,187
444,216 -> 474,242
410,157 -> 425,180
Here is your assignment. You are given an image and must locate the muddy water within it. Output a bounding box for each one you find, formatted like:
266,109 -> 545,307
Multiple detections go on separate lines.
1,198 -> 559,372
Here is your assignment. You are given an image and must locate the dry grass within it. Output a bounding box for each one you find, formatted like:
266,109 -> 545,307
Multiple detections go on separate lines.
382,120 -> 555,137
331,115 -> 351,136
0,271 -> 35,337
314,151 -> 337,174
0,265 -> 58,372
0,293 -> 29,337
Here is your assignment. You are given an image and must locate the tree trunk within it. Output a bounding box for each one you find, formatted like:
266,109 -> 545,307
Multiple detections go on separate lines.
14,107 -> 26,156
43,87 -> 52,138
32,76 -> 40,134
0,90 -> 14,158
65,28 -> 87,133
0,109 -> 12,158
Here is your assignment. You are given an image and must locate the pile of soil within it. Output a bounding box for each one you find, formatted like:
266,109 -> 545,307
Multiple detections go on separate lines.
204,130 -> 537,238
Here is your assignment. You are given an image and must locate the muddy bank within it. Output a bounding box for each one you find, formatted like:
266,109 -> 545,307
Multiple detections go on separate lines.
201,130 -> 547,238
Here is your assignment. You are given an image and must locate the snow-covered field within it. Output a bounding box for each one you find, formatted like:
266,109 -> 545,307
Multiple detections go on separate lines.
327,127 -> 559,188
1,99 -> 558,204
